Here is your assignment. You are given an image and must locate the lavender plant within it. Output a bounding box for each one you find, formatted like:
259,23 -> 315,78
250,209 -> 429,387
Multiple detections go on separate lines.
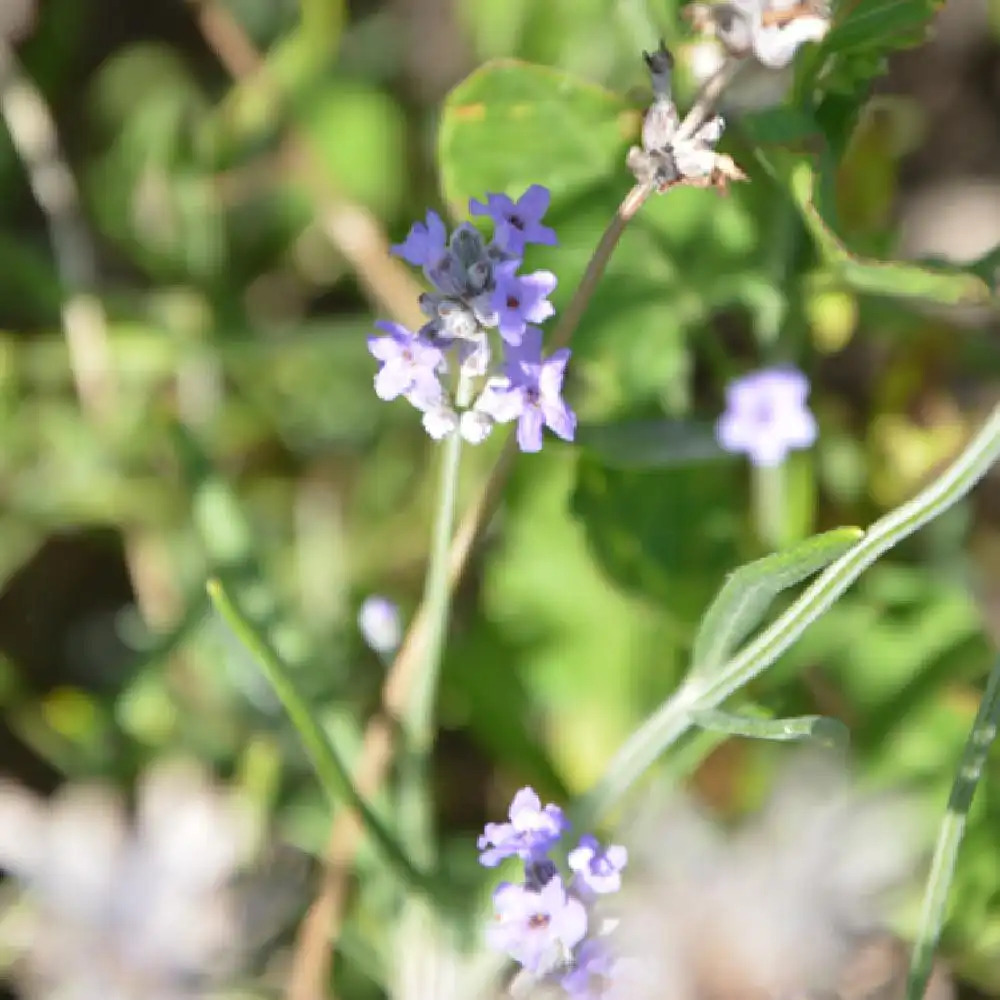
196,7 -> 1000,1000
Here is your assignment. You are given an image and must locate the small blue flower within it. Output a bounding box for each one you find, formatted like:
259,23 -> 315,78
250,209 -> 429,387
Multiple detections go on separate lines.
470,185 -> 557,256
367,321 -> 445,411
568,835 -> 628,896
357,596 -> 401,656
716,366 -> 817,467
487,877 -> 588,976
390,210 -> 447,269
477,786 -> 569,867
490,260 -> 558,345
477,327 -> 576,453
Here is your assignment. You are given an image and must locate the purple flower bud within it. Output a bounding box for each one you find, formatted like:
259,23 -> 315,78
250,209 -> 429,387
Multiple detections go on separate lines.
486,876 -> 588,976
716,366 -> 817,467
357,596 -> 401,656
390,210 -> 447,269
477,786 -> 569,867
470,185 -> 558,256
568,835 -> 628,896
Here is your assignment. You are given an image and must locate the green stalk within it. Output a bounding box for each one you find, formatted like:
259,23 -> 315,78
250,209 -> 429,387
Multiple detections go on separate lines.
752,459 -> 787,551
579,402 -> 1000,826
398,378 -> 471,865
906,655 -> 1000,1000
205,577 -> 437,896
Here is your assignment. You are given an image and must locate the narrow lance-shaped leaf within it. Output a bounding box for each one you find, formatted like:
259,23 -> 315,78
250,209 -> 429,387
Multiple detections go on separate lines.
690,707 -> 849,750
206,578 -> 443,900
906,655 -> 1000,1000
690,526 -> 863,680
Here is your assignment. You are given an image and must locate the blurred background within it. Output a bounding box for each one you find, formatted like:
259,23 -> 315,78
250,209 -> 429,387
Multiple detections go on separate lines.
1,0 -> 1000,996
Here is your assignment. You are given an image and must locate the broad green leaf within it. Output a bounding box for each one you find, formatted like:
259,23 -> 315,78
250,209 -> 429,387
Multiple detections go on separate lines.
572,456 -> 742,620
437,59 -> 635,212
690,526 -> 863,679
690,706 -> 849,749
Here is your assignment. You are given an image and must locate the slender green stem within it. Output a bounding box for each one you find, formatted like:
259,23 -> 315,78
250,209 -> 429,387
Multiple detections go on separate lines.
205,577 -> 437,895
406,394 -> 468,751
579,402 -> 1000,825
752,460 -> 787,551
906,655 -> 1000,1000
397,381 -> 470,865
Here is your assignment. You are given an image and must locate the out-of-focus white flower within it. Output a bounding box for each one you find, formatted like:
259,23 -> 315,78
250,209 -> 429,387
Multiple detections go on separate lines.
0,760 -> 261,1000
609,751 -> 953,1000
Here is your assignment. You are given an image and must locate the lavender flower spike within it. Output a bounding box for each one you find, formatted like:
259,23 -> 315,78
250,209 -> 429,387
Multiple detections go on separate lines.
470,185 -> 557,256
490,260 -> 558,346
476,327 -> 576,453
367,321 -> 445,411
568,834 -> 628,896
487,877 -> 588,975
390,209 -> 447,269
477,786 -> 569,867
716,366 -> 817,467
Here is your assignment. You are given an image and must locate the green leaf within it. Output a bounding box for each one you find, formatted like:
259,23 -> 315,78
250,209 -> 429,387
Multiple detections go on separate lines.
690,706 -> 849,749
437,59 -> 634,212
690,526 -> 863,679
575,419 -> 729,469
206,579 -> 441,899
774,155 -> 996,308
571,456 -> 742,620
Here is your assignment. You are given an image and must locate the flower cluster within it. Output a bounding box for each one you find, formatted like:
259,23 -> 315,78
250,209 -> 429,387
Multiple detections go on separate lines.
716,365 -> 817,466
479,787 -> 628,997
627,42 -> 746,194
368,187 -> 576,453
685,0 -> 830,69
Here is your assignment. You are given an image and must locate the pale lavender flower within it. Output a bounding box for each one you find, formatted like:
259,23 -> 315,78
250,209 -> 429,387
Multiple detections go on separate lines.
470,185 -> 557,256
391,209 -> 447,269
367,321 -> 445,410
357,595 -> 401,656
476,327 -> 576,453
490,260 -> 558,345
716,366 -> 817,467
561,939 -> 616,999
568,835 -> 628,896
477,786 -> 569,867
487,877 -> 588,975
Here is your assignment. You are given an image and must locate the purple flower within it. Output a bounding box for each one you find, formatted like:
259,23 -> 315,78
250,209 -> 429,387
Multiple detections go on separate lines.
561,939 -> 615,999
357,596 -> 401,656
390,210 -> 447,269
367,321 -> 445,410
568,835 -> 628,896
470,185 -> 557,256
477,786 -> 569,867
490,261 -> 558,345
715,366 -> 817,467
476,327 -> 576,453
487,877 -> 588,975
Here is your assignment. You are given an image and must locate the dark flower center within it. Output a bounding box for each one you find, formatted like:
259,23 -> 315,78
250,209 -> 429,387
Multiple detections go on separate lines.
509,213 -> 525,231
506,295 -> 520,309
528,913 -> 550,929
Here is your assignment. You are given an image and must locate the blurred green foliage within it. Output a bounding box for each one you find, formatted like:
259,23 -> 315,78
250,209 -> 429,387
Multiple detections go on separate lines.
2,0 -> 1000,996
